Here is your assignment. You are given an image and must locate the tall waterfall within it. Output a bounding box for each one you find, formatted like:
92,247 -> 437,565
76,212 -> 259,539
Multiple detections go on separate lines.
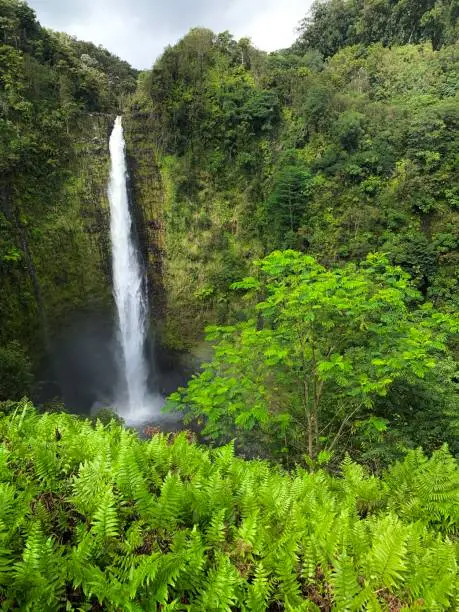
108,116 -> 150,421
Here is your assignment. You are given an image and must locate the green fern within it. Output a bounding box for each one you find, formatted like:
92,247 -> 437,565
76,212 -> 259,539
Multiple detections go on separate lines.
330,553 -> 360,610
386,445 -> 459,532
364,515 -> 407,589
246,562 -> 272,611
12,522 -> 65,610
72,455 -> 111,515
205,507 -> 227,546
91,487 -> 119,540
196,553 -> 240,611
0,407 -> 456,610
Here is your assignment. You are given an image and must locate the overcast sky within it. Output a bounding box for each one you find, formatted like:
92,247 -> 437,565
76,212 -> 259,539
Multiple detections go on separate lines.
27,0 -> 312,69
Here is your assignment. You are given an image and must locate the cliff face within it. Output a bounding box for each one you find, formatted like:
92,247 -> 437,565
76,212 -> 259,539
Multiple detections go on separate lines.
123,111 -> 196,360
123,109 -> 262,355
42,114 -> 114,323
124,112 -> 166,322
0,114 -> 116,400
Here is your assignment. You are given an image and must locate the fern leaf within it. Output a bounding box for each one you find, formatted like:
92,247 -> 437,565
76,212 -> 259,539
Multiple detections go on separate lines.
331,553 -> 360,610
246,562 -> 272,611
92,488 -> 119,539
365,515 -> 407,589
205,507 -> 226,546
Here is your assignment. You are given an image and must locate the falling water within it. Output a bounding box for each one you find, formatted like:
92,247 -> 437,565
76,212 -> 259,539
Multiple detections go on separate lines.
108,116 -> 150,421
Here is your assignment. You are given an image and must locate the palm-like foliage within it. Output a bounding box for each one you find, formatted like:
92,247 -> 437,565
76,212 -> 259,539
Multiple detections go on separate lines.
0,401 -> 457,610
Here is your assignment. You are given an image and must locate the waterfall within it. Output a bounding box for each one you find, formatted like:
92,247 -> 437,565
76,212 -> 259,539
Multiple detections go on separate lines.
108,116 -> 151,422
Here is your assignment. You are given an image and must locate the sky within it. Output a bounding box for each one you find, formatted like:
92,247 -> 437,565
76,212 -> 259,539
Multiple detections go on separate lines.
27,0 -> 312,69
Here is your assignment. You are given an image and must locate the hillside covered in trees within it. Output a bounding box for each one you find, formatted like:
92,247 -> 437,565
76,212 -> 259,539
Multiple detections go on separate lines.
0,0 -> 459,608
133,2 -> 459,350
127,0 -> 459,465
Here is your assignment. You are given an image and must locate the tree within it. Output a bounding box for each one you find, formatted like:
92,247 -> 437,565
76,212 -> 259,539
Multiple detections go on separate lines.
295,0 -> 359,58
265,165 -> 313,247
295,0 -> 458,55
333,110 -> 366,152
168,251 -> 458,460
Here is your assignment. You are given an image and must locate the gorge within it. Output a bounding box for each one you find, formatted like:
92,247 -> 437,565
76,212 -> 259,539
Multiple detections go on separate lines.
0,0 -> 458,609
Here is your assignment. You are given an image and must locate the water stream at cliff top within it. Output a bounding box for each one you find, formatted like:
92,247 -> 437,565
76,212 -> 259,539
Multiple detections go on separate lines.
107,115 -> 161,424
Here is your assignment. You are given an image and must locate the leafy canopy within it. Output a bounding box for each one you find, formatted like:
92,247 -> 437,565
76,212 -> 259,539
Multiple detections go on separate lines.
168,251 -> 458,459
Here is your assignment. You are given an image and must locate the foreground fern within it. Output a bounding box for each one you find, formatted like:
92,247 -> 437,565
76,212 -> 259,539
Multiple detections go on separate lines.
0,403 -> 457,610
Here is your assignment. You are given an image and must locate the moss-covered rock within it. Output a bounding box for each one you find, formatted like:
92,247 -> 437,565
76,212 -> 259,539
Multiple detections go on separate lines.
1,114 -> 115,370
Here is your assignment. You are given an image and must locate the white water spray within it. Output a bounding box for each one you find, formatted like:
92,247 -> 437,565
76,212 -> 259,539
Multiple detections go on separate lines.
108,116 -> 154,423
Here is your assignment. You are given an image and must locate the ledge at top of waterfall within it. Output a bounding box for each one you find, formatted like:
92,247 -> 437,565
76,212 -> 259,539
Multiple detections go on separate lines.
107,116 -> 161,425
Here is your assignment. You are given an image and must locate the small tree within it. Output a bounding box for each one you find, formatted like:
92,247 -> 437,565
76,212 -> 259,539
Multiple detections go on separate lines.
265,166 -> 312,248
168,251 -> 458,460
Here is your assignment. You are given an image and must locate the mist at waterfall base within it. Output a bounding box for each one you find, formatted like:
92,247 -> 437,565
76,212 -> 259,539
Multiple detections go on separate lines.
49,319 -> 186,426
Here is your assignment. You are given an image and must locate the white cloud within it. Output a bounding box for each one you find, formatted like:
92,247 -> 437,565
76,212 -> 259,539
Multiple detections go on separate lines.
229,0 -> 307,52
28,0 -> 312,68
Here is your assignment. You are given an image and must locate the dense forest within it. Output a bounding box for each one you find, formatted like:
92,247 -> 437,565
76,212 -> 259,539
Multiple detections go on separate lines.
1,0 -> 459,608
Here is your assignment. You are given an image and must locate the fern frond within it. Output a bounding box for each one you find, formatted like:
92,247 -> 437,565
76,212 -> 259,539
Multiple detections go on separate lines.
196,553 -> 240,611
364,515 -> 407,589
127,551 -> 161,597
91,488 -> 119,540
205,507 -> 227,546
235,509 -> 258,555
72,455 -> 111,516
330,553 -> 360,610
154,472 -> 185,528
246,562 -> 272,611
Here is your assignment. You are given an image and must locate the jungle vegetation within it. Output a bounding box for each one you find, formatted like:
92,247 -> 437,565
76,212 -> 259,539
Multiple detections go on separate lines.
0,403 -> 458,610
0,0 -> 459,608
135,0 -> 459,467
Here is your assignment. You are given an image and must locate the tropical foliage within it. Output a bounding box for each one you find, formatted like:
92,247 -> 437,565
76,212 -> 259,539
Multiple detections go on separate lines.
128,15 -> 459,354
0,403 -> 457,610
295,0 -> 459,56
1,1 -> 459,609
168,251 -> 459,463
